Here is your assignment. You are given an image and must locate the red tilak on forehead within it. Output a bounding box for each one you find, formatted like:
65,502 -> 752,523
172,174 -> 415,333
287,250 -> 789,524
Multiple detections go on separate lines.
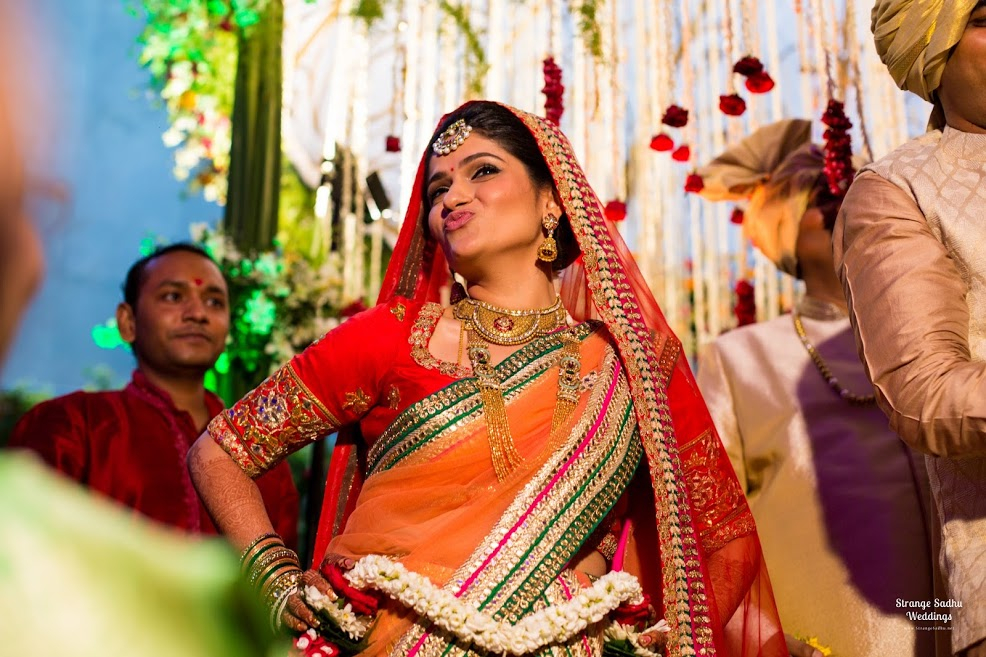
193,278 -> 203,286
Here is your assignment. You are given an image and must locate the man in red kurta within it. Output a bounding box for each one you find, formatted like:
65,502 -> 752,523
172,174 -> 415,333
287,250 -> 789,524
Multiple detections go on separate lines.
8,243 -> 299,546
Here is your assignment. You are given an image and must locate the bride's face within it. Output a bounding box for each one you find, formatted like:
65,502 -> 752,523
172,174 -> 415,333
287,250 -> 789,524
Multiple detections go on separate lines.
425,133 -> 558,275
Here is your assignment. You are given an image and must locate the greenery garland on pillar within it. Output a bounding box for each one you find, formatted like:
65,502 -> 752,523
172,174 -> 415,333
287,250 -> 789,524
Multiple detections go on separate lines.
221,0 -> 284,402
224,0 -> 283,253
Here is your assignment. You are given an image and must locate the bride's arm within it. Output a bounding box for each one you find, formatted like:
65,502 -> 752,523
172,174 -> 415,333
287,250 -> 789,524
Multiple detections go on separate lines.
704,532 -> 758,622
188,432 -> 326,633
188,431 -> 275,549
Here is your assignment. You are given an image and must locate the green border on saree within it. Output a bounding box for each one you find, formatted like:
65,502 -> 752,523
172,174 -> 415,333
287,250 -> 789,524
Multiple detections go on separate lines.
368,322 -> 599,476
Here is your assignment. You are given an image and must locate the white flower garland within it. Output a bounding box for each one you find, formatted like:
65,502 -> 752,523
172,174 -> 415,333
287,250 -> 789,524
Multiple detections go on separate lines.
303,586 -> 373,640
339,554 -> 645,656
603,620 -> 671,657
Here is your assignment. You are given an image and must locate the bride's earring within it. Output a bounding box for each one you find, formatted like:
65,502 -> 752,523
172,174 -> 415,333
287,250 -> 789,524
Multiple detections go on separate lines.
449,268 -> 467,305
537,213 -> 559,263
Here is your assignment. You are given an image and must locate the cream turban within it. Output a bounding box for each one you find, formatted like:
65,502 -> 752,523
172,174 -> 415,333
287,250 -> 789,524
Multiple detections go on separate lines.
871,0 -> 979,106
697,119 -> 823,277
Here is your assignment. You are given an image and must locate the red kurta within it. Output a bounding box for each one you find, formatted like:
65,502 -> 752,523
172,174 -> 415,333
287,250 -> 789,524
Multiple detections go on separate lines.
8,370 -> 299,547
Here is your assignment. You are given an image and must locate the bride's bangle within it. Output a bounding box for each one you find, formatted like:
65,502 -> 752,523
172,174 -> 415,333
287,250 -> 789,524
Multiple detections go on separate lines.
240,533 -> 283,572
266,568 -> 302,632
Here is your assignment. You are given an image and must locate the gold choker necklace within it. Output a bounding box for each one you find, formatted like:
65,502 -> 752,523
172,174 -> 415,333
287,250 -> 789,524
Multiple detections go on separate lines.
452,296 -> 568,346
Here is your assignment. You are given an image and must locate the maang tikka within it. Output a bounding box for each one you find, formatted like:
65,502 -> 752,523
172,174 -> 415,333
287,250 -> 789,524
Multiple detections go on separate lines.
433,119 -> 473,155
537,213 -> 560,263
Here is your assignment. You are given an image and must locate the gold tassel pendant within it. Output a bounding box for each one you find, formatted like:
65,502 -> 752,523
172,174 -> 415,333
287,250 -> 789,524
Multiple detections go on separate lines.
467,332 -> 524,481
551,335 -> 582,432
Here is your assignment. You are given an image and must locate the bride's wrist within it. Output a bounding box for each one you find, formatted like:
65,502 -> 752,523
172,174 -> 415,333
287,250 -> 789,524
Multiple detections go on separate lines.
239,532 -> 303,631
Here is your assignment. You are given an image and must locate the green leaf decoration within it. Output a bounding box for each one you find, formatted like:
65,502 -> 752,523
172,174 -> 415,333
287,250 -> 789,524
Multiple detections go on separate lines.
91,318 -> 131,352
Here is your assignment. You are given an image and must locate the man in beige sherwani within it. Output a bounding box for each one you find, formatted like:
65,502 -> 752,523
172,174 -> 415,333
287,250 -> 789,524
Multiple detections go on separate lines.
834,2 -> 986,656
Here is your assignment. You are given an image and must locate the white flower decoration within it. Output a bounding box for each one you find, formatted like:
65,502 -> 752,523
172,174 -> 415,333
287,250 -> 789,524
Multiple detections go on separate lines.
343,554 -> 644,656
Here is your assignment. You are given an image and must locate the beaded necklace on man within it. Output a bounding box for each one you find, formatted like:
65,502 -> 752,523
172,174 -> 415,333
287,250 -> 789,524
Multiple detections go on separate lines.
792,296 -> 876,406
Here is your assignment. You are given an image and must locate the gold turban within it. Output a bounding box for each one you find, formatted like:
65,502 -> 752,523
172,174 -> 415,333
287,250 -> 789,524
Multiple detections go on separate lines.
871,0 -> 978,117
696,119 -> 823,277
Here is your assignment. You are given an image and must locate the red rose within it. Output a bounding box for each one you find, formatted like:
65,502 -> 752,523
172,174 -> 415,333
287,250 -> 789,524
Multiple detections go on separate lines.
661,104 -> 689,128
612,595 -> 653,626
671,145 -> 691,162
604,199 -> 627,222
821,99 -> 852,129
341,299 -> 368,318
745,71 -> 775,94
649,133 -> 675,152
320,562 -> 381,616
385,135 -> 401,152
729,207 -> 745,224
684,173 -> 705,193
719,94 -> 747,116
734,280 -> 757,326
733,56 -> 764,77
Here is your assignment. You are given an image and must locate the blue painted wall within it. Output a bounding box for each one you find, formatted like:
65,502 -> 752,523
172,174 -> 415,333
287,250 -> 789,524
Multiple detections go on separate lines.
3,1 -> 222,394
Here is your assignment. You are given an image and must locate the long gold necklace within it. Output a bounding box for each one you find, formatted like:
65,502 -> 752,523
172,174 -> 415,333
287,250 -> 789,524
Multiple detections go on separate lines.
792,311 -> 876,406
453,297 -> 577,481
453,296 -> 568,346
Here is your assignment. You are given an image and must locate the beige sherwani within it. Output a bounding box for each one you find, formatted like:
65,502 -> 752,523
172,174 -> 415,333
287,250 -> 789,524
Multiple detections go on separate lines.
697,311 -> 934,657
834,126 -> 986,655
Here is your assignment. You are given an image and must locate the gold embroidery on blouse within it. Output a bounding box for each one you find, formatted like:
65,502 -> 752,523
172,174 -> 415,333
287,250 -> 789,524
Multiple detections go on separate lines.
409,302 -> 471,378
343,388 -> 371,415
391,302 -> 406,322
208,366 -> 341,477
385,385 -> 401,410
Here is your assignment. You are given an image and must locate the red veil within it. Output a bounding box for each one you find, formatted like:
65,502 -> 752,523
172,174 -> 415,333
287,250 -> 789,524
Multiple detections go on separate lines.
315,102 -> 786,657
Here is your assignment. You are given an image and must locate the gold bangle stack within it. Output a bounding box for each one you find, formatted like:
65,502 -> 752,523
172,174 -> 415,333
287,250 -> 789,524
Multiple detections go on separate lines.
240,533 -> 302,632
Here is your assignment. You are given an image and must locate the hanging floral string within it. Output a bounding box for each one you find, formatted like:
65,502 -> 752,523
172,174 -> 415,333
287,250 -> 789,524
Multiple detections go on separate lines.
606,0 -> 628,215
733,280 -> 757,326
385,1 -> 407,152
811,0 -> 856,198
821,99 -> 855,196
729,1 -> 774,103
733,56 -> 775,94
651,104 -> 687,153
717,0 -> 748,117
844,0 -> 873,161
542,56 -> 565,125
719,93 -> 747,116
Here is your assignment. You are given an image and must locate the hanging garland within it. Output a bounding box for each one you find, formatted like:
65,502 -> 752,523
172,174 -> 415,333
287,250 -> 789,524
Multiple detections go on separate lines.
128,0 -> 314,205
130,0 -> 611,205
574,0 -> 605,59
